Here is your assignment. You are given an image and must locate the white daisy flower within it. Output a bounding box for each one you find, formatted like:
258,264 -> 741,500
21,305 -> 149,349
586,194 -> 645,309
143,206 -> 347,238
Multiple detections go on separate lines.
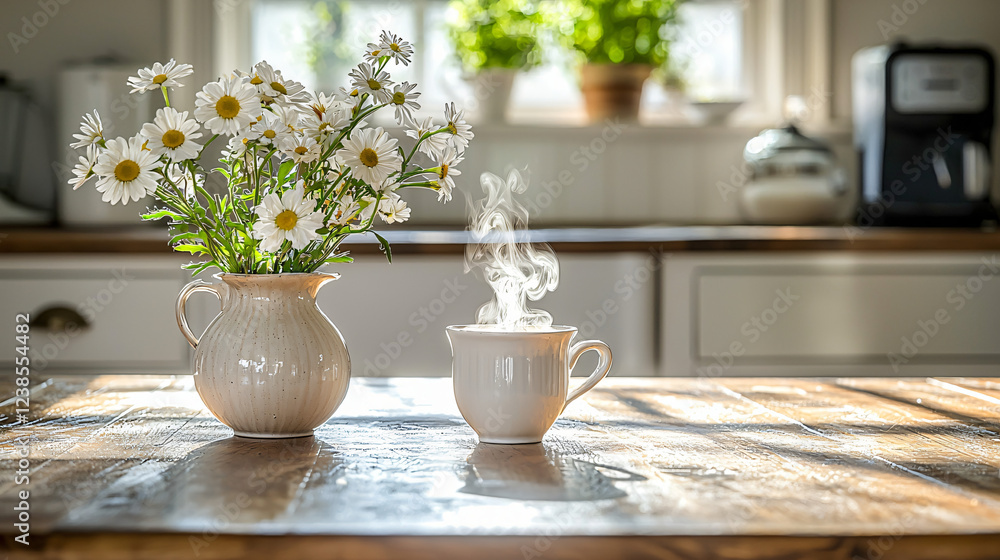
379,31 -> 413,66
389,82 -> 420,125
247,60 -> 308,106
306,91 -> 341,118
326,153 -> 348,177
127,59 -> 194,93
92,135 -> 160,205
223,133 -> 252,159
140,107 -> 203,161
281,135 -> 321,163
362,42 -> 384,63
194,74 -> 262,136
379,192 -> 411,224
328,193 -> 361,226
443,102 -> 474,152
270,104 -> 302,132
349,63 -> 393,105
432,146 -> 463,203
252,182 -> 324,252
339,86 -> 363,108
336,127 -> 401,187
248,112 -> 291,147
70,111 -> 104,149
68,144 -> 100,190
301,103 -> 349,140
405,116 -> 449,159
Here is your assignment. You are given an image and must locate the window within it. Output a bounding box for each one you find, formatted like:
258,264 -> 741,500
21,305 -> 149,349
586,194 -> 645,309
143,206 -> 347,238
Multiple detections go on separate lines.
243,0 -> 747,125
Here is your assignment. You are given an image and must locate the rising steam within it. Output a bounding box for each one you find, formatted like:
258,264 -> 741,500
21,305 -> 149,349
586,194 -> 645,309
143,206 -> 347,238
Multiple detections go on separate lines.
465,169 -> 559,330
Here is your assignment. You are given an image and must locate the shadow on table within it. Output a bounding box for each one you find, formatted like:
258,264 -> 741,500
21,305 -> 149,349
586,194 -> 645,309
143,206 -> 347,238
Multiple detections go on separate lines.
460,443 -> 646,501
160,435 -> 341,523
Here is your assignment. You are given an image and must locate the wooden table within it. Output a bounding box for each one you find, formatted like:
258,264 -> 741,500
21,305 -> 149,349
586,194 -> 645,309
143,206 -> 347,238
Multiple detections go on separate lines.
3,375 -> 1000,559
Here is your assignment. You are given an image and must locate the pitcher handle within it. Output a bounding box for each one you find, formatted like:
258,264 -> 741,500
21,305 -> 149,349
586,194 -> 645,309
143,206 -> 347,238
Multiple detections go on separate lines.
564,340 -> 613,411
176,280 -> 222,349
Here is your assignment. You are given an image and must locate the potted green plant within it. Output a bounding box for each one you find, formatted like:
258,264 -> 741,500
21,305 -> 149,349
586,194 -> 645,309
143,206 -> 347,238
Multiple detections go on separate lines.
557,0 -> 681,122
448,0 -> 544,122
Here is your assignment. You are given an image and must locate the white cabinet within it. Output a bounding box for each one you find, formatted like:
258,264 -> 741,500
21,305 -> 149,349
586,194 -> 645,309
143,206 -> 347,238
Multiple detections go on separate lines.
1,252 -> 657,377
661,252 -> 1000,377
316,253 -> 658,377
0,256 -> 192,374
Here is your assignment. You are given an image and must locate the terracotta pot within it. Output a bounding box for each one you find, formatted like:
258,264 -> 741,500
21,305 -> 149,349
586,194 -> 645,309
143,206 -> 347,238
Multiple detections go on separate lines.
176,273 -> 351,438
579,63 -> 653,122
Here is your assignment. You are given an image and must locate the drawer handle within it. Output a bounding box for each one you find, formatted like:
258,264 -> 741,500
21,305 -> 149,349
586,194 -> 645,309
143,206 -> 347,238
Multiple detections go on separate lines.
30,306 -> 90,333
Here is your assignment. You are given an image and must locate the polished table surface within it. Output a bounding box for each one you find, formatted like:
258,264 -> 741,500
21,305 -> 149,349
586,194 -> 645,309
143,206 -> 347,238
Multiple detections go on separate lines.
3,375 -> 1000,559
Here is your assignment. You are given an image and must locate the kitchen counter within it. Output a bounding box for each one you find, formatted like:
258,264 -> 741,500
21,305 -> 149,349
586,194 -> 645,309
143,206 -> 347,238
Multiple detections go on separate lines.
3,374 -> 1000,559
3,224 -> 1000,254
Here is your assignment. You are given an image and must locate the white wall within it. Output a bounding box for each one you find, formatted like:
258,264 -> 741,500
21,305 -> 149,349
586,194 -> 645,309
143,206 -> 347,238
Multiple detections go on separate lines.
831,0 -> 1000,121
5,0 -> 999,225
3,0 -> 166,109
2,0 -> 167,211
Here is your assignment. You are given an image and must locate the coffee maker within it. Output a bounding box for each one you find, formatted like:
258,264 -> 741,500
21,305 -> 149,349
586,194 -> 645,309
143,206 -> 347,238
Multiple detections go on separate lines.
853,43 -> 996,226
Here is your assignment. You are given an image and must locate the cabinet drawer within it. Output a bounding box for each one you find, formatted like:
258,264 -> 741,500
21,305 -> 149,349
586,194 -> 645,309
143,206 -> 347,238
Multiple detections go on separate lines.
698,270 -> 1000,359
0,259 -> 190,373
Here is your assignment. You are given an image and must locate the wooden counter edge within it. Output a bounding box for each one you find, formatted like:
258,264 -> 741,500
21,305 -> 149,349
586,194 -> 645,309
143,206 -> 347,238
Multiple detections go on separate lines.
3,532 -> 999,560
5,226 -> 1000,254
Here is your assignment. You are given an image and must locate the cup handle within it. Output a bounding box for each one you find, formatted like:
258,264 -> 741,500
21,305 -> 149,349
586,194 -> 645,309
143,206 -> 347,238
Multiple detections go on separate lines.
176,280 -> 222,349
564,340 -> 613,411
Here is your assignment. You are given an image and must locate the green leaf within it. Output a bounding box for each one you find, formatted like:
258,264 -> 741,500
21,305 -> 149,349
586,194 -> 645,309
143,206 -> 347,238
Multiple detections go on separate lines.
174,244 -> 210,255
324,255 -> 354,264
169,231 -> 203,245
142,209 -> 183,221
183,260 -> 217,276
277,160 -> 296,185
372,231 -> 392,263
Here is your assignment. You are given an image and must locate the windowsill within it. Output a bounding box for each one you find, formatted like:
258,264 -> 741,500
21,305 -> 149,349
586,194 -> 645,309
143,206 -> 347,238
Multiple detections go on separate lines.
368,115 -> 854,141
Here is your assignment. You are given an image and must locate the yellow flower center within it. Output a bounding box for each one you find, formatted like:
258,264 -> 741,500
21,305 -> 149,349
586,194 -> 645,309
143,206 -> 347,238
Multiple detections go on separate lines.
294,146 -> 309,155
152,74 -> 168,85
161,129 -> 185,149
275,210 -> 298,231
215,95 -> 241,119
439,164 -> 449,178
318,122 -> 330,131
447,122 -> 458,134
270,81 -> 287,95
366,79 -> 381,91
250,75 -> 263,85
390,43 -> 400,52
370,49 -> 381,57
114,160 -> 140,182
359,148 -> 379,168
263,129 -> 276,139
392,91 -> 405,105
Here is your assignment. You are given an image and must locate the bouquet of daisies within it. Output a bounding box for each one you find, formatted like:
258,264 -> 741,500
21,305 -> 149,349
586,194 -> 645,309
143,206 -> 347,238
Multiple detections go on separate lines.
68,31 -> 473,275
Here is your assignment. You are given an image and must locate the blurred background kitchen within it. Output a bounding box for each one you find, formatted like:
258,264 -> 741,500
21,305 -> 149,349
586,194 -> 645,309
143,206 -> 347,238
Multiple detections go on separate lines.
2,0 -> 999,379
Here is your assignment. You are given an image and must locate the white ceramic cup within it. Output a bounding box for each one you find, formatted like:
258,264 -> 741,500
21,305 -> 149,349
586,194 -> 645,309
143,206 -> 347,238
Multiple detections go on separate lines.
446,325 -> 613,444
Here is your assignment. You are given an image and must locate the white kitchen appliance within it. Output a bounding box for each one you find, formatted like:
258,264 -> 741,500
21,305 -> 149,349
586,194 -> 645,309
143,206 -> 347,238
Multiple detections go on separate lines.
739,118 -> 848,225
57,64 -> 159,226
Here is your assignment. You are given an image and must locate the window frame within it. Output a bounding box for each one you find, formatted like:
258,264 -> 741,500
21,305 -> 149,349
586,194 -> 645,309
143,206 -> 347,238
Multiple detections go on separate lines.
167,0 -> 834,128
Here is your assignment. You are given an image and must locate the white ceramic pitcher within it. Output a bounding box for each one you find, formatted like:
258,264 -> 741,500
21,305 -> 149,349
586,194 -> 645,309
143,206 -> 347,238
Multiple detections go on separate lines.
176,273 -> 350,438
